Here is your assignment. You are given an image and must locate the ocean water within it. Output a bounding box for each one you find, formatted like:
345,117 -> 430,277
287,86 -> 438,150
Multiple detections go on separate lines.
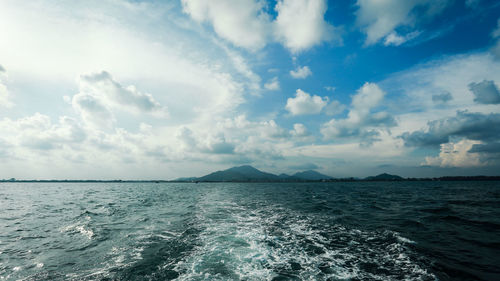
0,182 -> 499,281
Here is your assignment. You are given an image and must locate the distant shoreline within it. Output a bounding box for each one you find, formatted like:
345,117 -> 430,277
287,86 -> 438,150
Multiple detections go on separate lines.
2,176 -> 500,183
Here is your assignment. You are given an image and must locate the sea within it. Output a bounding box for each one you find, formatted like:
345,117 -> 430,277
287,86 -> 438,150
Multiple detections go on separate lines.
0,181 -> 499,281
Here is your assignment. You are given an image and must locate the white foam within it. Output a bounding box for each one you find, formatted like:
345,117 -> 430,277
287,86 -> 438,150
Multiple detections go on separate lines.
60,223 -> 94,239
76,225 -> 94,239
171,197 -> 436,281
396,234 -> 416,244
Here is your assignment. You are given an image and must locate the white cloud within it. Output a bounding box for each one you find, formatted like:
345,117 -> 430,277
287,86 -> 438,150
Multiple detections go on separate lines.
383,31 -> 421,46
291,123 -> 308,136
218,115 -> 291,144
350,82 -> 385,117
181,0 -> 340,52
321,82 -> 396,145
0,0 -> 247,124
286,89 -> 328,115
380,52 -> 500,120
72,92 -> 115,130
288,130 -> 405,160
379,52 -> 500,169
290,65 -> 312,79
0,65 -> 12,108
223,47 -> 262,94
0,113 -> 86,151
324,100 -> 345,116
424,139 -> 483,167
290,123 -> 315,142
0,0 -> 262,179
176,126 -> 235,155
0,12 -> 257,180
264,77 -> 280,91
356,0 -> 449,45
181,0 -> 271,50
260,120 -> 290,139
77,71 -> 168,117
274,0 -> 340,53
70,71 -> 168,130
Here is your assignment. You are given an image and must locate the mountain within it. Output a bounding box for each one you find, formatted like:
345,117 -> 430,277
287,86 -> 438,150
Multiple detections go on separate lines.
365,173 -> 404,181
278,173 -> 292,179
292,170 -> 333,180
197,165 -> 280,182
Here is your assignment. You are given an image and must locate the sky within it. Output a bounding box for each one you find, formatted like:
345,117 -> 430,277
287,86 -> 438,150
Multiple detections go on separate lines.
1,0 -> 500,179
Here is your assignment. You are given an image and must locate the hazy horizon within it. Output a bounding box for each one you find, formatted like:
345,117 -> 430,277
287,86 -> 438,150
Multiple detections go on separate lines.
1,0 -> 500,179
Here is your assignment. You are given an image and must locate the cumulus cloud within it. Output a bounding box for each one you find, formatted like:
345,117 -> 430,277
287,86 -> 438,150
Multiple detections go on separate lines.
182,0 -> 339,52
274,0 -> 340,53
290,123 -> 309,137
0,64 -> 12,108
70,71 -> 169,130
260,120 -> 290,139
423,139 -> 483,168
172,115 -> 294,162
0,113 -> 86,151
78,71 -> 168,117
401,111 -> 500,147
350,82 -> 385,115
220,115 -> 290,140
321,82 -> 396,145
204,136 -> 235,154
0,0 -> 290,179
0,0 -> 246,127
324,100 -> 345,116
176,127 -> 235,155
356,0 -> 449,45
290,65 -> 312,79
176,127 -> 197,151
285,89 -> 328,115
468,80 -> 500,104
0,138 -> 11,158
264,77 -> 280,90
181,0 -> 271,50
72,93 -> 115,130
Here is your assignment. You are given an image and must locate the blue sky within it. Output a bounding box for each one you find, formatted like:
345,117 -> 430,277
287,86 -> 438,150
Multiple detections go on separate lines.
1,0 -> 500,179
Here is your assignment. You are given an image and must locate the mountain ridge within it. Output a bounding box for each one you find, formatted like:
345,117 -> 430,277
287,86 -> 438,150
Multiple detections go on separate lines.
196,165 -> 280,182
192,165 -> 334,182
365,173 -> 403,181
166,166 -> 500,182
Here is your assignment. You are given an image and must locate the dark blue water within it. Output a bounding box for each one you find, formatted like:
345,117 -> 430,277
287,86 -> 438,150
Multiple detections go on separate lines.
0,182 -> 499,280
